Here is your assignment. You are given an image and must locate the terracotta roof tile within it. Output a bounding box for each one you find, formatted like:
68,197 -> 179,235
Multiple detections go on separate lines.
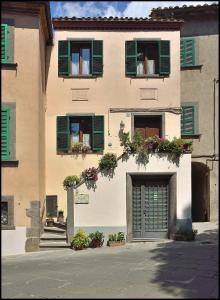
52,16 -> 183,22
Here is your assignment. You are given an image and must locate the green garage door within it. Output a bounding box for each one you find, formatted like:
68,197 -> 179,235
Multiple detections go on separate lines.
132,178 -> 169,239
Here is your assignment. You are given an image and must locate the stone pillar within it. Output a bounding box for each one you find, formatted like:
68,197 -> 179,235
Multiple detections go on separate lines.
67,187 -> 74,244
25,201 -> 40,252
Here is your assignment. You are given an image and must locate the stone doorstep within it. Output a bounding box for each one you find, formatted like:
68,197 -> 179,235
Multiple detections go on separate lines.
43,226 -> 66,234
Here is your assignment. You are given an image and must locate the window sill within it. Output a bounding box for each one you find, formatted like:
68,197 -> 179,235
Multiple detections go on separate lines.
1,225 -> 15,230
61,75 -> 98,79
57,150 -> 103,155
2,160 -> 19,167
1,63 -> 18,69
181,65 -> 203,70
130,75 -> 167,79
181,134 -> 201,139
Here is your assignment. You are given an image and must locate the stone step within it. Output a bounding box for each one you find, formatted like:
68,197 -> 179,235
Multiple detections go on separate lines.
53,221 -> 66,230
44,226 -> 66,234
40,241 -> 70,249
40,233 -> 67,241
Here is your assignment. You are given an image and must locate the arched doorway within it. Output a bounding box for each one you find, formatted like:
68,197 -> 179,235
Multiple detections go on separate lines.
192,162 -> 210,222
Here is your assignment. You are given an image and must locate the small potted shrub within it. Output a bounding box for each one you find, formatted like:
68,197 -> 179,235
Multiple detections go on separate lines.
171,228 -> 197,241
46,213 -> 54,227
63,175 -> 80,190
145,136 -> 160,152
89,231 -> 105,248
107,232 -> 126,247
70,229 -> 90,250
71,142 -> 83,153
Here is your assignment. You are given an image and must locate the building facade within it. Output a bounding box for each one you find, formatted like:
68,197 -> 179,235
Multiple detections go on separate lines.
45,17 -> 192,242
151,3 -> 219,222
1,1 -> 53,255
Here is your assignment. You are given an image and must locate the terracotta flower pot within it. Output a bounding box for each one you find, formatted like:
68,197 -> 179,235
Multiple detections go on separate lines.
108,240 -> 126,247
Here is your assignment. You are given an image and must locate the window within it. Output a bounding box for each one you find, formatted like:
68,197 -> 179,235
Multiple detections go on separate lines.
1,196 -> 15,230
1,24 -> 8,63
125,40 -> 170,77
180,38 -> 195,67
134,115 -> 163,140
58,40 -> 103,77
57,115 -> 104,153
181,105 -> 195,135
1,108 -> 10,160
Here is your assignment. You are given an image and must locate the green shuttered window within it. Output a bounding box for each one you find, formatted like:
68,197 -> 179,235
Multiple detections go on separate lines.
181,106 -> 195,135
57,115 -> 104,152
58,40 -> 103,76
1,108 -> 10,160
1,24 -> 8,63
125,40 -> 170,77
180,38 -> 195,67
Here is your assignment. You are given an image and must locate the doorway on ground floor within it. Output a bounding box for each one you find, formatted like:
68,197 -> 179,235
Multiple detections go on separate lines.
192,162 -> 210,222
127,174 -> 176,240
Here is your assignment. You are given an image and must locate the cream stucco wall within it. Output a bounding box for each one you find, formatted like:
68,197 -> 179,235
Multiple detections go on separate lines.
46,29 -> 182,213
74,154 -> 191,228
1,227 -> 26,256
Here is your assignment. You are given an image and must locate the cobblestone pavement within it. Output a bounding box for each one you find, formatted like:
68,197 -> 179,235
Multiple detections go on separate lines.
2,222 -> 218,299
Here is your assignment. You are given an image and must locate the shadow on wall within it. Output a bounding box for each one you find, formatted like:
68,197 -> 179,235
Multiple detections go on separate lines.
148,228 -> 218,298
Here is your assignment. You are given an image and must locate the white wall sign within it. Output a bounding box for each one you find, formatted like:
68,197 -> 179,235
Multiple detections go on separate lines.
75,194 -> 89,204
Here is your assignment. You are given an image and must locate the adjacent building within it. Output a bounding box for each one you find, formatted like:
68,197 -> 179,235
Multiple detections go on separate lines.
151,2 -> 219,222
45,17 -> 192,242
1,1 -> 53,255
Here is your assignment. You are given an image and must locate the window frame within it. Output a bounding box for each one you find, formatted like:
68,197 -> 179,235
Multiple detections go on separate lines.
70,41 -> 92,76
1,196 -> 15,230
181,102 -> 199,138
180,37 -> 195,67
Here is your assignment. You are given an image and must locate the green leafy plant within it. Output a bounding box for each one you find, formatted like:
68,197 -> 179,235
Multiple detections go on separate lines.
63,175 -> 80,190
89,231 -> 105,248
116,232 -> 125,241
99,153 -> 117,172
81,167 -> 98,182
108,233 -> 117,242
145,135 -> 160,152
70,229 -> 90,250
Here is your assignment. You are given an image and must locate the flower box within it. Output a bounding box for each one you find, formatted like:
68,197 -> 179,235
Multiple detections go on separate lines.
108,240 -> 126,247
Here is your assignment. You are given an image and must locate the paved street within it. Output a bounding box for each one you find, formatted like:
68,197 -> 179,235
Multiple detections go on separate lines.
2,222 -> 218,299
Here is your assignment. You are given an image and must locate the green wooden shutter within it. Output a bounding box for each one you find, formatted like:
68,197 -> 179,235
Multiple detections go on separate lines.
92,40 -> 103,76
57,116 -> 70,152
159,40 -> 170,75
1,24 -> 8,63
92,116 -> 104,151
181,38 -> 195,67
181,106 -> 195,135
125,40 -> 137,76
1,108 -> 10,160
58,40 -> 70,76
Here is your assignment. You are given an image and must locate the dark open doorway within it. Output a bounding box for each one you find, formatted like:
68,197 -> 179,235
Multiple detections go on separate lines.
192,162 -> 210,222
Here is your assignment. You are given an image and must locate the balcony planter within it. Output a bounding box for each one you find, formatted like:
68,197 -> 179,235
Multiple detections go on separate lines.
46,218 -> 54,227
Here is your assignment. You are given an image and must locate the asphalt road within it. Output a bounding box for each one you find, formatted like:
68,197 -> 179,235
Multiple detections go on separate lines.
2,223 -> 218,299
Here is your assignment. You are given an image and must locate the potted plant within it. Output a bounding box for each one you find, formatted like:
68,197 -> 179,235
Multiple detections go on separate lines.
71,142 -> 83,153
63,175 -> 80,190
171,228 -> 197,241
99,153 -> 117,172
46,213 -> 54,227
81,167 -> 98,182
57,209 -> 64,223
145,135 -> 160,152
70,229 -> 90,250
89,231 -> 105,248
107,232 -> 126,247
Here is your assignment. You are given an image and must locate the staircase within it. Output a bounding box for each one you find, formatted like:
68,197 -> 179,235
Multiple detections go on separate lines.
40,222 -> 70,251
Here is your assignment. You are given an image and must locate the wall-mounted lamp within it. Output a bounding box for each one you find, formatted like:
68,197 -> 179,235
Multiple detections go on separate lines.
120,120 -> 125,131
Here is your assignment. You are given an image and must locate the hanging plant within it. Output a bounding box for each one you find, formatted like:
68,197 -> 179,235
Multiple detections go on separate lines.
99,153 -> 117,172
63,175 -> 80,190
81,167 -> 98,182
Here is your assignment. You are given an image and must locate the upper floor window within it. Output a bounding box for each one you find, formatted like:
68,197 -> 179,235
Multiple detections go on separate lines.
58,40 -> 103,77
1,21 -> 14,64
181,105 -> 196,136
125,40 -> 170,77
1,108 -> 10,160
57,115 -> 104,153
180,38 -> 195,67
1,24 -> 8,63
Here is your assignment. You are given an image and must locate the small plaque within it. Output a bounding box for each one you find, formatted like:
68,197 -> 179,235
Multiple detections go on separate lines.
75,194 -> 89,204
